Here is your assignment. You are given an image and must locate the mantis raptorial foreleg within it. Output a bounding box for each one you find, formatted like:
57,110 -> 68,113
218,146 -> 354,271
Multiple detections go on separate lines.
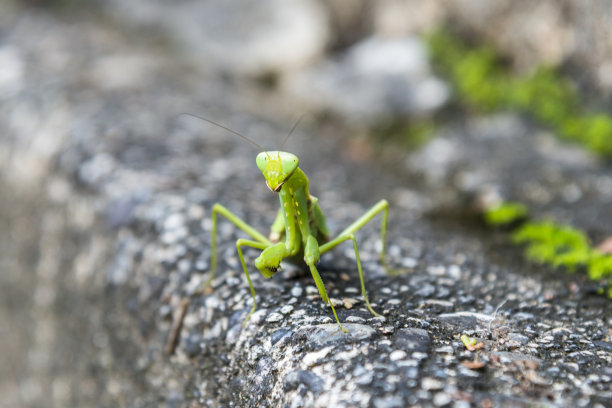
269,209 -> 285,242
307,261 -> 345,331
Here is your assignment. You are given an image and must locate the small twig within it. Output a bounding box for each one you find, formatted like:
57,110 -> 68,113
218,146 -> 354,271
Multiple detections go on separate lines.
166,297 -> 190,355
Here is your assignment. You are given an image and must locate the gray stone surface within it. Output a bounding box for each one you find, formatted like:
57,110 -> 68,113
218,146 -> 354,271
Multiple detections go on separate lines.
1,2 -> 611,408
283,36 -> 448,121
106,0 -> 330,77
375,0 -> 612,97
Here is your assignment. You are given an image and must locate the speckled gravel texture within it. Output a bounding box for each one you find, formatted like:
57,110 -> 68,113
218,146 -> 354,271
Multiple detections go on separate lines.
1,4 -> 611,408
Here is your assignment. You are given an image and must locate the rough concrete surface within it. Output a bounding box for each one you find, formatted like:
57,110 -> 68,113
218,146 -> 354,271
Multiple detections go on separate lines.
1,2 -> 610,408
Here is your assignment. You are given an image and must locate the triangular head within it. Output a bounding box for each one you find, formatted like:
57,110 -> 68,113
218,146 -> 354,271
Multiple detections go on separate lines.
256,151 -> 299,192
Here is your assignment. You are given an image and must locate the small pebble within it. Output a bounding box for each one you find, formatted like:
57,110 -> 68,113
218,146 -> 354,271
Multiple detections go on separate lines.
422,377 -> 444,391
402,257 -> 418,268
433,392 -> 451,406
290,286 -> 303,297
447,265 -> 461,279
389,350 -> 407,361
266,312 -> 283,323
164,213 -> 185,230
280,305 -> 294,315
345,316 -> 366,324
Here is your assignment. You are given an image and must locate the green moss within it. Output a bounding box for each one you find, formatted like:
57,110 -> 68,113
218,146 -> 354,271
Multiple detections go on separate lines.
403,119 -> 436,149
511,220 -> 612,294
484,202 -> 528,226
588,252 -> 612,280
509,67 -> 578,126
427,31 -> 506,111
482,202 -> 612,298
427,30 -> 612,157
512,221 -> 590,271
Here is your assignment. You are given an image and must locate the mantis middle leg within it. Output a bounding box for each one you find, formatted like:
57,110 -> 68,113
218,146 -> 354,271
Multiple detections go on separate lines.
207,203 -> 272,285
236,238 -> 270,325
205,205 -> 288,326
170,204 -> 272,353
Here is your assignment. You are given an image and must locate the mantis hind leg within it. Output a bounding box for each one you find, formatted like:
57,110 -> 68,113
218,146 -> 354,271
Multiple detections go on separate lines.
322,199 -> 389,262
318,233 -> 381,318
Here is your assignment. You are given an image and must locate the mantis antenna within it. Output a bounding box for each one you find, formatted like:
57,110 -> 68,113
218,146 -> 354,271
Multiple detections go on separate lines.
279,114 -> 305,150
179,112 -> 267,152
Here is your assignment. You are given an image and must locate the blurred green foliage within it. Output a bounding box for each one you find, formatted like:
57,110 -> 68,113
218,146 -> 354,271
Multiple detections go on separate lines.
427,31 -> 612,157
512,222 -> 592,271
402,119 -> 436,150
483,203 -> 612,297
483,202 -> 528,226
374,118 -> 435,151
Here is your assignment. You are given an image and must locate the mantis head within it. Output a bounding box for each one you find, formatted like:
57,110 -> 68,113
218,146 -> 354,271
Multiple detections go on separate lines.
256,151 -> 299,192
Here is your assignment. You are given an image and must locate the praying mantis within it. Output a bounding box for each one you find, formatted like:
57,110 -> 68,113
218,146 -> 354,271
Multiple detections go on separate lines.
194,115 -> 389,333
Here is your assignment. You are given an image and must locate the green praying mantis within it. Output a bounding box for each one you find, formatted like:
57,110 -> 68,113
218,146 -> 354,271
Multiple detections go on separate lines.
194,115 -> 389,333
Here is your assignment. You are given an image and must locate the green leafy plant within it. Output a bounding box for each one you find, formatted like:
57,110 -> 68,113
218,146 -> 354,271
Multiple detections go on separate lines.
512,221 -> 612,295
427,30 -> 612,157
512,222 -> 591,271
482,202 -> 612,297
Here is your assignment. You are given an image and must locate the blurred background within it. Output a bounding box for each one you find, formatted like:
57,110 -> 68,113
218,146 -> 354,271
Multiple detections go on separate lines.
1,1 -> 612,407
